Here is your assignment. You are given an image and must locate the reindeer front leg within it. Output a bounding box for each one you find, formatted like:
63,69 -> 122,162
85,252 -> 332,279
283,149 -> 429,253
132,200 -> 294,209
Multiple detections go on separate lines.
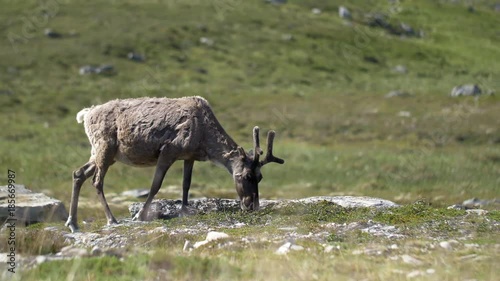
65,161 -> 96,233
133,143 -> 177,221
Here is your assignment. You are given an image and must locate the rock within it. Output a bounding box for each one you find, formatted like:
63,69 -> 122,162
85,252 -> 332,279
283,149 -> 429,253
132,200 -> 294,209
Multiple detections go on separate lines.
439,240 -> 459,250
44,28 -> 61,38
450,84 -> 482,97
121,189 -> 150,198
206,231 -> 230,242
199,37 -> 214,46
466,209 -> 488,216
311,8 -> 321,15
401,254 -> 424,266
79,65 -> 96,75
193,231 -> 230,249
392,65 -> 408,74
495,3 -> 500,12
338,6 -> 352,19
447,204 -> 465,210
36,255 -> 48,264
90,246 -> 102,256
281,34 -> 294,41
79,65 -> 115,75
59,245 -> 89,258
324,245 -> 337,253
96,65 -> 114,75
385,90 -> 411,98
129,196 -> 398,219
400,23 -> 416,36
0,185 -> 68,225
0,89 -> 14,96
127,52 -> 145,62
398,111 -> 411,118
406,270 -> 423,278
294,196 -> 398,208
266,0 -> 287,4
275,242 -> 303,255
365,13 -> 391,29
462,198 -> 490,208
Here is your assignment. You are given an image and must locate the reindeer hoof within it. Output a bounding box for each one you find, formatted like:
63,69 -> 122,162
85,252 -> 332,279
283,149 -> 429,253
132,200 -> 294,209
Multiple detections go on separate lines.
65,217 -> 79,233
180,205 -> 198,216
132,211 -> 145,221
107,218 -> 119,225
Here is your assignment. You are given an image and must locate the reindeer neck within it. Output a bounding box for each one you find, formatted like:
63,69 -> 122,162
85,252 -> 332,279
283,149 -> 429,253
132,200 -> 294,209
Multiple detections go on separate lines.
202,119 -> 239,174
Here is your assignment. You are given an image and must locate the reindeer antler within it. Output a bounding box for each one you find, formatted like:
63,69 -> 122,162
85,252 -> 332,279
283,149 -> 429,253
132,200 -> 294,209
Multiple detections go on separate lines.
260,130 -> 285,166
253,126 -> 264,164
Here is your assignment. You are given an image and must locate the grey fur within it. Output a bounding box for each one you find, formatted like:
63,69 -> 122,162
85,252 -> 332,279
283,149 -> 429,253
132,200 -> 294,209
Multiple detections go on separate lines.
65,96 -> 284,232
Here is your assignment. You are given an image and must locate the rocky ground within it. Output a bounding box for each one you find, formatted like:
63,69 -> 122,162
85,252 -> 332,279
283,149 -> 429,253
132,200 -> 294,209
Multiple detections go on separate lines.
1,191 -> 498,280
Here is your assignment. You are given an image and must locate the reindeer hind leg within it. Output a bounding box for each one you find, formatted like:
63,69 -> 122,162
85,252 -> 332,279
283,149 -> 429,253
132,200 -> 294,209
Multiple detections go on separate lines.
92,142 -> 118,226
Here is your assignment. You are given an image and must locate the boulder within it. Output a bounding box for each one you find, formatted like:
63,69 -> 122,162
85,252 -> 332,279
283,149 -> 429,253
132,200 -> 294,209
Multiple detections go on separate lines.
450,84 -> 482,97
385,90 -> 411,98
338,6 -> 352,20
44,28 -> 62,38
129,196 -> 398,219
0,185 -> 68,225
79,65 -> 115,75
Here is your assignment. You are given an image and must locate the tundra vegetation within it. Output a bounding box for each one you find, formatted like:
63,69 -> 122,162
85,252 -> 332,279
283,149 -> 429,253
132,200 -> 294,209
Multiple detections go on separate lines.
0,0 -> 499,280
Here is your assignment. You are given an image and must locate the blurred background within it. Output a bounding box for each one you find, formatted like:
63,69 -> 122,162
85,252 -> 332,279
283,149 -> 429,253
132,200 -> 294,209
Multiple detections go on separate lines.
1,0 -> 499,220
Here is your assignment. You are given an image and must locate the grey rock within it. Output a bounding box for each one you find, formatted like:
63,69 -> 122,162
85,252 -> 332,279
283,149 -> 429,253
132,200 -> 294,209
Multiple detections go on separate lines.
339,6 -> 352,19
365,13 -> 391,29
193,231 -> 230,249
90,246 -> 102,256
127,52 -> 145,62
275,242 -> 304,255
466,209 -> 488,216
392,65 -> 408,74
266,0 -> 287,4
44,28 -> 61,38
96,65 -> 114,75
7,67 -> 19,74
79,65 -> 96,75
121,189 -> 150,198
447,204 -> 465,210
450,84 -> 482,97
129,196 -> 398,219
400,23 -> 416,36
401,254 -> 424,266
199,37 -> 214,46
462,198 -> 493,209
0,89 -> 14,96
385,90 -> 411,98
0,185 -> 68,225
311,8 -> 322,15
439,240 -> 459,251
59,245 -> 89,257
36,255 -> 48,264
296,196 -> 398,208
79,65 -> 115,75
281,34 -> 294,41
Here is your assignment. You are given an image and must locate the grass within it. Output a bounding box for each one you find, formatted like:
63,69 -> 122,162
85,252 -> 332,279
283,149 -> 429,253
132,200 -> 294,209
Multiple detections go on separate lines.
0,0 -> 499,280
3,202 -> 498,280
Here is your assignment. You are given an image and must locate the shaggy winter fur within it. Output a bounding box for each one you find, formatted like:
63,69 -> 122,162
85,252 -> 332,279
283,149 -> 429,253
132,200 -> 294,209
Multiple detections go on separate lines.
65,96 -> 284,232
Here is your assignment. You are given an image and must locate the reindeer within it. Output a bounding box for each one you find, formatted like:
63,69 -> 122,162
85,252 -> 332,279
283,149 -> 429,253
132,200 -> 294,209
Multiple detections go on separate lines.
65,96 -> 284,232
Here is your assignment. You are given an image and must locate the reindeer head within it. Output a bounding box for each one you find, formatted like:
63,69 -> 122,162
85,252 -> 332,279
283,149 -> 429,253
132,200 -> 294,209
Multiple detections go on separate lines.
232,126 -> 284,211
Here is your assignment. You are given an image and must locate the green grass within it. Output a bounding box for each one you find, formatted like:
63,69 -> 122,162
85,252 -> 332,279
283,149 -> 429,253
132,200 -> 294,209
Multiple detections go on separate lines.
6,202 -> 499,280
1,0 -> 499,280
